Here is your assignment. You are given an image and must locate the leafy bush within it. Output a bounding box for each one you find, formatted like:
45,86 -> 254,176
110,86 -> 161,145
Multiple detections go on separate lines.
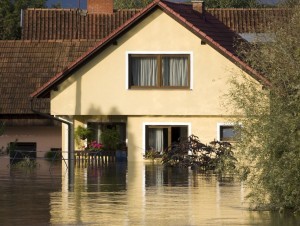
100,128 -> 121,150
162,135 -> 237,177
44,150 -> 62,161
227,4 -> 300,212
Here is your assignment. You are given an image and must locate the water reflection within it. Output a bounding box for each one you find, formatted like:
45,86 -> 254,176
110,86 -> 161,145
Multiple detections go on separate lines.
0,157 -> 299,225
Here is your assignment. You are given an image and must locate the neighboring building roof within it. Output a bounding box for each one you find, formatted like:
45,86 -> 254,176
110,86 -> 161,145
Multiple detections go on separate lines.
21,6 -> 291,41
32,0 -> 270,98
21,8 -> 140,40
0,40 -> 98,115
208,8 -> 291,33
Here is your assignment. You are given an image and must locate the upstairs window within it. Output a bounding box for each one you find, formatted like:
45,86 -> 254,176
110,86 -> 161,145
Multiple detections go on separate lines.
129,54 -> 190,89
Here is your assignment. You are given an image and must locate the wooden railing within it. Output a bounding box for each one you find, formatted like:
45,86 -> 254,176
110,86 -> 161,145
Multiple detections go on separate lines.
75,150 -> 127,166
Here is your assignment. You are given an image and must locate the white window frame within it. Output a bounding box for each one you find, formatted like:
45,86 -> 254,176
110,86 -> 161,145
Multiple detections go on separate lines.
142,122 -> 192,156
126,51 -> 194,90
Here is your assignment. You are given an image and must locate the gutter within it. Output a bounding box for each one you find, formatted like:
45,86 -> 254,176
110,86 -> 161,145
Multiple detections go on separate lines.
30,98 -> 75,188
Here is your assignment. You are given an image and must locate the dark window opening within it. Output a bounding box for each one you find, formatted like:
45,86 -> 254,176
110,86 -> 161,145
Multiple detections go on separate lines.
146,125 -> 188,154
220,126 -> 236,141
9,142 -> 37,164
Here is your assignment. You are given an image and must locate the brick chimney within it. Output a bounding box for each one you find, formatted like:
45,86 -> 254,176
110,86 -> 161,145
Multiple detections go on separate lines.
192,0 -> 205,16
87,0 -> 114,14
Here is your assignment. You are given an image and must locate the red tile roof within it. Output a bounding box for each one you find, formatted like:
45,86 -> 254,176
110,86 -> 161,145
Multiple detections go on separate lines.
208,8 -> 291,33
0,40 -> 98,115
22,8 -> 140,40
32,0 -> 270,98
21,7 -> 290,41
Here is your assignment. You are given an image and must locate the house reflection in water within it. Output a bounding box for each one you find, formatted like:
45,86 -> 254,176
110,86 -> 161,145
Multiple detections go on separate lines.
50,159 -> 252,225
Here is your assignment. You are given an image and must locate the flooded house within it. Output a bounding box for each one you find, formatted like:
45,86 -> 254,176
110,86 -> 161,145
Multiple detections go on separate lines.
31,0 -> 270,162
1,0 -> 288,162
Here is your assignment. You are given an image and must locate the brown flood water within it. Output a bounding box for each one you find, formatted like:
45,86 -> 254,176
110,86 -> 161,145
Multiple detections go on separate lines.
0,157 -> 299,226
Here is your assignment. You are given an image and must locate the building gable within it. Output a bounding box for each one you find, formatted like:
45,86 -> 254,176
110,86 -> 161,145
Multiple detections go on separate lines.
43,7 -> 257,116
31,0 -> 269,100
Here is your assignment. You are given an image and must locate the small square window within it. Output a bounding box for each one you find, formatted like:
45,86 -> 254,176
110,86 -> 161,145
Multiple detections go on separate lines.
220,125 -> 236,142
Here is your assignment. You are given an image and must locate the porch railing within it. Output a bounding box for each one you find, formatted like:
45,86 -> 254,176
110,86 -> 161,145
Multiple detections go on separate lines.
75,150 -> 118,166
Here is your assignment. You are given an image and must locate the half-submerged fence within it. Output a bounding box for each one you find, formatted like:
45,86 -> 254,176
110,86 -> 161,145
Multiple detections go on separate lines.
75,150 -> 127,166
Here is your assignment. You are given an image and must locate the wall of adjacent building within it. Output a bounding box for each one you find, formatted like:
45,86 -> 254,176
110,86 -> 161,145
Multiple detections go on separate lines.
0,126 -> 62,158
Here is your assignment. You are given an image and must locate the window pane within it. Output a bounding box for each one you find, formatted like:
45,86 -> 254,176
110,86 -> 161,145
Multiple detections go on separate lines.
148,128 -> 164,153
162,57 -> 188,86
130,57 -> 157,86
220,126 -> 235,141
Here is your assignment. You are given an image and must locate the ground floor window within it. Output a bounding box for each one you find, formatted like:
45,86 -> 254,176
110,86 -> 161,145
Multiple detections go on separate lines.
9,142 -> 36,163
217,123 -> 239,142
145,125 -> 188,154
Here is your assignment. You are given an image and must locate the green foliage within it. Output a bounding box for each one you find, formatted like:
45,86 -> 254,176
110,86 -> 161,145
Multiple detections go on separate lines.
100,128 -> 121,150
114,0 -> 260,9
7,139 -> 18,155
11,156 -> 38,168
145,147 -> 161,161
114,0 -> 152,9
162,135 -> 237,177
75,125 -> 93,143
51,2 -> 62,8
44,150 -> 62,161
0,121 -> 5,136
0,0 -> 46,39
227,3 -> 300,212
205,0 -> 258,8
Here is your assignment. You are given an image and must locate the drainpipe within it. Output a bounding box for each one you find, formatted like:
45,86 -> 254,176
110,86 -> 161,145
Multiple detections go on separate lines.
30,98 -> 75,190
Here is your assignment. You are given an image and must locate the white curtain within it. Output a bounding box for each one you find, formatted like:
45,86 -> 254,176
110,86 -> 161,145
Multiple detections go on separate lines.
162,57 -> 188,86
130,57 -> 157,86
148,128 -> 164,153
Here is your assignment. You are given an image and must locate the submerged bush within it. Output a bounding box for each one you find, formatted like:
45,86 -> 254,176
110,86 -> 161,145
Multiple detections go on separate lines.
162,135 -> 237,177
44,150 -> 62,161
11,156 -> 38,168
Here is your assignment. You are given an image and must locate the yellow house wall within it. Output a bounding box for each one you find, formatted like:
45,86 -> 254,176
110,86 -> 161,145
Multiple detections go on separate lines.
71,115 -> 233,161
51,9 -> 249,116
127,116 -> 234,161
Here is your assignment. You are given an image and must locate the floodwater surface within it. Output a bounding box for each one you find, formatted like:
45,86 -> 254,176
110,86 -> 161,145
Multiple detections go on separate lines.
0,157 -> 299,226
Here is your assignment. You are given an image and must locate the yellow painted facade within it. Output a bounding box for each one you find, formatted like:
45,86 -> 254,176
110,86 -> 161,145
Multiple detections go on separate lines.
53,9 -> 256,161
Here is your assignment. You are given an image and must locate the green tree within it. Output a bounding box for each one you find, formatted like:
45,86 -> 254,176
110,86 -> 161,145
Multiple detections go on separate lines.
227,3 -> 300,212
0,121 -> 5,136
0,0 -> 46,39
114,0 -> 152,9
205,0 -> 258,8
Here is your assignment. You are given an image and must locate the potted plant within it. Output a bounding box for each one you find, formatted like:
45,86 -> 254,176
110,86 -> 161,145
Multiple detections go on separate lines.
75,125 -> 93,149
100,128 -> 120,151
75,125 -> 92,140
101,128 -> 127,161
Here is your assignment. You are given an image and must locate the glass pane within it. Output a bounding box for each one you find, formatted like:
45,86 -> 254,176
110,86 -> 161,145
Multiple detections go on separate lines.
147,128 -> 164,153
220,126 -> 235,141
162,57 -> 188,86
130,57 -> 157,86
